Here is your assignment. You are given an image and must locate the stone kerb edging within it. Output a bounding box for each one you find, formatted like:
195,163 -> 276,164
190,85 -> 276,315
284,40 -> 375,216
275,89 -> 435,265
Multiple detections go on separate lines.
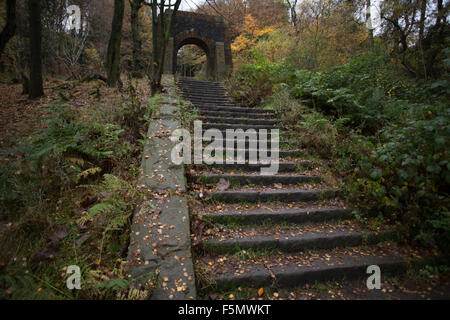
126,75 -> 196,300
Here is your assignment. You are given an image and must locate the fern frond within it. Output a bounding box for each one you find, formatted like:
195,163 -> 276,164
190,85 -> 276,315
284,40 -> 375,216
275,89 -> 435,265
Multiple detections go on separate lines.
77,167 -> 102,180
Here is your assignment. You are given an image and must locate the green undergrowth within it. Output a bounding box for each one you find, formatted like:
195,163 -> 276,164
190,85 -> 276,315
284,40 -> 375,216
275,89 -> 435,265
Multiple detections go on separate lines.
227,50 -> 450,254
0,80 -> 159,299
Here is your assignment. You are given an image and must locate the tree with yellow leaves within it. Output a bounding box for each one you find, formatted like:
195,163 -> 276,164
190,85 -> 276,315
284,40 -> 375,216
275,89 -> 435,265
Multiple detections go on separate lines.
231,14 -> 275,59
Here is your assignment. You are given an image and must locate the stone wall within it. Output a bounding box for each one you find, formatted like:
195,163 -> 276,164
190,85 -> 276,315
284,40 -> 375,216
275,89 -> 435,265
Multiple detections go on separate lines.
126,75 -> 196,300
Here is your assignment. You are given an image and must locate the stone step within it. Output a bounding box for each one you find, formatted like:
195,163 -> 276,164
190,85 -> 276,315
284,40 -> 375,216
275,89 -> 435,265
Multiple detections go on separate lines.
201,137 -> 292,147
199,116 -> 280,126
181,88 -> 228,94
196,105 -> 275,114
193,161 -> 312,173
179,82 -> 225,87
190,174 -> 321,186
194,104 -> 238,109
210,189 -> 336,203
178,79 -> 223,86
179,81 -> 223,86
202,123 -> 280,131
182,93 -> 231,99
187,100 -> 234,106
202,229 -> 395,254
201,207 -> 352,225
178,85 -> 226,91
180,90 -> 228,96
208,253 -> 408,290
199,110 -> 277,119
201,149 -> 302,159
202,132 -> 285,141
184,97 -> 233,104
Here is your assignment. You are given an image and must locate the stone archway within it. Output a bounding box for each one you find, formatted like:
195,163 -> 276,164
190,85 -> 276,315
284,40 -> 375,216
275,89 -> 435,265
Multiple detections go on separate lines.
163,11 -> 233,80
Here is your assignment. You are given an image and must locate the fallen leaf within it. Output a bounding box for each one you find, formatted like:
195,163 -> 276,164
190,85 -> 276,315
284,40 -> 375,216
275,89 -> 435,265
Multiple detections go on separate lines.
258,288 -> 264,297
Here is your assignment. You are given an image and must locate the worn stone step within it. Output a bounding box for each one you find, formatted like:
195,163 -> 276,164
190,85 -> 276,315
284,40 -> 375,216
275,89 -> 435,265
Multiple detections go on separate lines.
181,90 -> 228,96
180,89 -> 229,97
193,104 -> 239,109
201,149 -> 302,159
209,253 -> 408,290
179,79 -> 223,86
199,116 -> 279,126
196,105 -> 275,114
187,100 -> 234,106
190,174 -> 321,186
202,229 -> 395,254
202,123 -> 280,131
182,92 -> 231,98
201,207 -> 352,225
201,137 -> 292,147
184,97 -> 233,104
178,80 -> 224,87
179,85 -> 226,91
194,161 -> 312,173
202,133 -> 286,142
199,110 -> 277,119
210,189 -> 336,203
179,82 -> 225,87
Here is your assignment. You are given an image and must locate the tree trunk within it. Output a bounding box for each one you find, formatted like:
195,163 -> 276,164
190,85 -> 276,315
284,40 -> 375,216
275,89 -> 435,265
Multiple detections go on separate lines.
0,0 -> 16,57
148,0 -> 182,96
366,0 -> 374,49
28,0 -> 44,99
106,0 -> 125,87
418,0 -> 427,78
418,0 -> 427,44
130,0 -> 143,76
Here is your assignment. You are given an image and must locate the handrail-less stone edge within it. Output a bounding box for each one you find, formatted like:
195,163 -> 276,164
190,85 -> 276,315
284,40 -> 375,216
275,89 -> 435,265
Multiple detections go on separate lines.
126,75 -> 196,300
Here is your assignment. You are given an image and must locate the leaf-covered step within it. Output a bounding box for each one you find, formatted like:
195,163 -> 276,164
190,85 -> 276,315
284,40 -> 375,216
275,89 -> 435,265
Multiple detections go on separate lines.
208,254 -> 408,290
178,80 -> 223,85
181,91 -> 228,98
190,173 -> 321,186
193,161 -> 312,173
202,123 -> 279,131
201,149 -> 303,160
201,138 -> 294,150
178,82 -> 225,88
210,189 -> 336,203
199,110 -> 277,119
184,97 -> 233,104
195,105 -> 276,114
201,207 -> 352,225
199,116 -> 279,126
202,228 -> 395,254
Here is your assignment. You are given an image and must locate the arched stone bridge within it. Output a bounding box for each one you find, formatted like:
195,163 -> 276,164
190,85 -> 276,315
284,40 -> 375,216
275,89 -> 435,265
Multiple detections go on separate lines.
163,11 -> 233,80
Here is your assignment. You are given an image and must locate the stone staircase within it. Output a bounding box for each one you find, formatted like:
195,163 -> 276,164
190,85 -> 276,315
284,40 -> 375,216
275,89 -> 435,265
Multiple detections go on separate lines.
177,77 -> 426,299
